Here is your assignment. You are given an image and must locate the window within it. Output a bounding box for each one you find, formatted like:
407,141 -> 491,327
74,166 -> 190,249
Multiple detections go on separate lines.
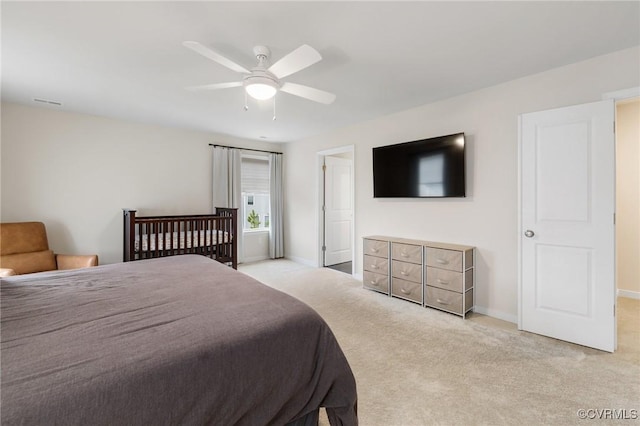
241,155 -> 270,231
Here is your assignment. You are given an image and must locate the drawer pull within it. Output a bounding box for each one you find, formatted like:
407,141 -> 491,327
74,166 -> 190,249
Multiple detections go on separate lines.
370,248 -> 379,253
400,251 -> 409,258
370,264 -> 378,269
400,271 -> 408,276
436,258 -> 449,265
436,298 -> 451,306
370,280 -> 379,286
400,287 -> 411,295
437,279 -> 449,285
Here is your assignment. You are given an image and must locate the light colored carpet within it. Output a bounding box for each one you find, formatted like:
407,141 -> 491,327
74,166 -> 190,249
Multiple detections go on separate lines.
239,259 -> 640,426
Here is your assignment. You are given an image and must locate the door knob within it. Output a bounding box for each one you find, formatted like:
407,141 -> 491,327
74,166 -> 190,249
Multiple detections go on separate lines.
524,230 -> 535,238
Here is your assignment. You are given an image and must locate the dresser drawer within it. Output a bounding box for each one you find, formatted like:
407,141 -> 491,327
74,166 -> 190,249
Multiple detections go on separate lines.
425,267 -> 473,293
363,270 -> 389,294
363,254 -> 388,274
425,286 -> 473,315
392,277 -> 423,304
364,238 -> 389,258
392,260 -> 422,283
425,247 -> 463,272
391,242 -> 422,264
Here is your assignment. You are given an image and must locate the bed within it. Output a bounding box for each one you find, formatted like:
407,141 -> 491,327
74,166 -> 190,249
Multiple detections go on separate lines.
123,208 -> 237,269
0,255 -> 358,425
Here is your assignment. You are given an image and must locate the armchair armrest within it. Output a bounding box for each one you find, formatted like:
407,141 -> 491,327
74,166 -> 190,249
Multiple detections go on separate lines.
0,268 -> 16,277
56,254 -> 99,270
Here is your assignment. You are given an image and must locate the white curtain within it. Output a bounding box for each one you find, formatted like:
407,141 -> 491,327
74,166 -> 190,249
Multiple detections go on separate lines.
212,146 -> 243,263
269,153 -> 284,259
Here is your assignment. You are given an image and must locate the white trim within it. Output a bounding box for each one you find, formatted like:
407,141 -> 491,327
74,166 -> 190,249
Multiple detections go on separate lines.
356,273 -> 516,322
243,228 -> 270,234
611,93 -> 640,301
603,87 -> 640,348
285,255 -> 317,267
516,115 -> 524,330
473,305 -> 518,324
242,255 -> 269,263
617,289 -> 640,300
316,155 -> 325,268
317,145 -> 355,157
602,87 -> 640,101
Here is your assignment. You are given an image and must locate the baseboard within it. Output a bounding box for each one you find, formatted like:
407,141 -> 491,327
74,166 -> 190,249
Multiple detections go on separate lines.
285,256 -> 317,267
472,305 -> 518,324
242,255 -> 269,264
617,289 -> 640,300
348,277 -> 518,323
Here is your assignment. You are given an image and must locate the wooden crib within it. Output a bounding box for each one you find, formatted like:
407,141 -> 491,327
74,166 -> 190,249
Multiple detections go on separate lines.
123,208 -> 238,269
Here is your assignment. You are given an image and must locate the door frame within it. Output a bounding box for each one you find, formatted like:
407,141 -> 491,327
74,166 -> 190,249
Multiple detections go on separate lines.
604,87 -> 640,302
316,145 -> 355,273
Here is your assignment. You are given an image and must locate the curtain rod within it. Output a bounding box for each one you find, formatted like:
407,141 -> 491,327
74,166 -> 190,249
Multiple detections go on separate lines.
209,143 -> 283,155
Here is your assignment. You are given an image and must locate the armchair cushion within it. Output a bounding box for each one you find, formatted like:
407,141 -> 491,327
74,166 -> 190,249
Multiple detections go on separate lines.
1,222 -> 50,255
0,250 -> 57,275
56,254 -> 99,270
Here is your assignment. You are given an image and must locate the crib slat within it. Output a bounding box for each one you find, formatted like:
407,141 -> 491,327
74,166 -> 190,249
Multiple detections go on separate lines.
210,219 -> 220,259
189,219 -> 194,255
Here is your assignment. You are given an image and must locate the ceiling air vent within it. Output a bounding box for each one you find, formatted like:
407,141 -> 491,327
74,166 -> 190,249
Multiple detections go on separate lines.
33,98 -> 62,106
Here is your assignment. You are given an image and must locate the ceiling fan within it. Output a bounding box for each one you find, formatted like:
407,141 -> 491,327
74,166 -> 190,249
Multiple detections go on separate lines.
183,41 -> 336,105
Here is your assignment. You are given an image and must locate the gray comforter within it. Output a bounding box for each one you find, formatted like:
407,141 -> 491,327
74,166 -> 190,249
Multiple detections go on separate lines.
1,255 -> 357,425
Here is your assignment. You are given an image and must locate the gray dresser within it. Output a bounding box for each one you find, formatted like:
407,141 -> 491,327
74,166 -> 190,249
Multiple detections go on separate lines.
363,237 -> 390,295
363,236 -> 475,318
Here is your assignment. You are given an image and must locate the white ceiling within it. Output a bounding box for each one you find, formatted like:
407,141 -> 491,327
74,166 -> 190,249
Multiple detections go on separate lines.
2,1 -> 639,143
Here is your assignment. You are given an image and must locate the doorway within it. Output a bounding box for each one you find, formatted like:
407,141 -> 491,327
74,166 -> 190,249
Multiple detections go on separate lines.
317,146 -> 355,275
615,97 -> 640,300
615,96 -> 640,356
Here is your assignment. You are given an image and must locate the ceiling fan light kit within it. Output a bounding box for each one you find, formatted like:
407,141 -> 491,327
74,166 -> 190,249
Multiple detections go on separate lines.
245,82 -> 277,101
183,41 -> 335,109
244,73 -> 280,101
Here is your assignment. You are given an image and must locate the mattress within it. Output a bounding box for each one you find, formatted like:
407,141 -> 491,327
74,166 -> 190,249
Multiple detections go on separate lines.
1,255 -> 357,425
135,229 -> 230,252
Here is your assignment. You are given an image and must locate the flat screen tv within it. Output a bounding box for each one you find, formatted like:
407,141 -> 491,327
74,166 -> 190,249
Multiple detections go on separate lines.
373,133 -> 466,198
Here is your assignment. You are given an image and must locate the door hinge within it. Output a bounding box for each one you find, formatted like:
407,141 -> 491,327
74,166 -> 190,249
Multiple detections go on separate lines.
322,164 -> 326,172
613,213 -> 616,225
322,245 -> 326,251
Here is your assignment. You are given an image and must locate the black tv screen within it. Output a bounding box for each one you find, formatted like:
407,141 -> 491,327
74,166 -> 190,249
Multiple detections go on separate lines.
373,133 -> 466,198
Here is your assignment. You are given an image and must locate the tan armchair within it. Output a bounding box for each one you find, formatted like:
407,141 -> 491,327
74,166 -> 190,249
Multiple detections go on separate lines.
0,222 -> 98,276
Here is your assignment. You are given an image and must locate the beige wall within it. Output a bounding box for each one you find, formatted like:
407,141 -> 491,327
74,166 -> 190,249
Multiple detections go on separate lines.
283,46 -> 640,322
616,99 -> 640,296
0,103 -> 280,264
2,47 -> 638,319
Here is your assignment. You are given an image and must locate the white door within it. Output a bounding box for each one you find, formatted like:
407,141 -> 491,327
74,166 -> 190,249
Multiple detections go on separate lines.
519,99 -> 616,352
324,156 -> 353,266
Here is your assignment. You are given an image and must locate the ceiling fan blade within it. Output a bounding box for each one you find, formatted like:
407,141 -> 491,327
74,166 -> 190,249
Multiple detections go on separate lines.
183,41 -> 250,74
280,82 -> 336,105
268,45 -> 322,79
185,82 -> 243,91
